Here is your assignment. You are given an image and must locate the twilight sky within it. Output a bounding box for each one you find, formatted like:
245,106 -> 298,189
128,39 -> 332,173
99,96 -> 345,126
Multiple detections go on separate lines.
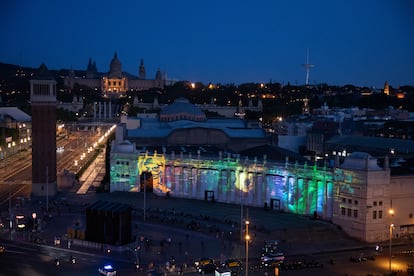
1,0 -> 413,88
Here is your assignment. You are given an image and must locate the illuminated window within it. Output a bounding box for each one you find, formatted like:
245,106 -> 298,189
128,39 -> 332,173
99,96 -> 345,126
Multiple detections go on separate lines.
353,210 -> 358,218
373,211 -> 377,219
378,210 -> 383,219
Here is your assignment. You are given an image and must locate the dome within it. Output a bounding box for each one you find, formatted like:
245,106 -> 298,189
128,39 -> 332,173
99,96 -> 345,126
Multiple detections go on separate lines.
160,97 -> 206,122
340,152 -> 382,170
109,52 -> 122,78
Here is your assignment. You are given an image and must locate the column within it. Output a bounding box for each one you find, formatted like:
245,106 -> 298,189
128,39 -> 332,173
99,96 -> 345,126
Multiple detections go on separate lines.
98,102 -> 102,119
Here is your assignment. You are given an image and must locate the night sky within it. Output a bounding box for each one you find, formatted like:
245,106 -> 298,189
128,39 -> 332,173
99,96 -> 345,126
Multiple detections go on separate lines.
1,0 -> 413,87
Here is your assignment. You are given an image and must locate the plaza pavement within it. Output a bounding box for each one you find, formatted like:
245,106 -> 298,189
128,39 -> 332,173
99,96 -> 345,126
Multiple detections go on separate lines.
18,190 -> 370,260
2,188 -> 412,275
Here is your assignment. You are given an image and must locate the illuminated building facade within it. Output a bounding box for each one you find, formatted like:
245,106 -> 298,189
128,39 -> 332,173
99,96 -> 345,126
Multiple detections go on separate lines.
64,53 -> 165,97
0,107 -> 32,159
111,143 -> 414,242
101,52 -> 128,94
111,143 -> 334,218
109,99 -> 414,243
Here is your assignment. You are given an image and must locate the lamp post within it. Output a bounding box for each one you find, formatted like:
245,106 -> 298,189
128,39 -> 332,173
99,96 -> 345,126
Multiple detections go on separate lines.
46,166 -> 49,214
389,208 -> 394,273
240,188 -> 243,245
32,212 -> 37,232
245,219 -> 250,276
389,223 -> 394,272
8,182 -> 11,216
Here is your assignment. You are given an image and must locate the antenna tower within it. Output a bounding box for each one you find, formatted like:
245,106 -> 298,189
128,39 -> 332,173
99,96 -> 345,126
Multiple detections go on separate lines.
302,48 -> 315,86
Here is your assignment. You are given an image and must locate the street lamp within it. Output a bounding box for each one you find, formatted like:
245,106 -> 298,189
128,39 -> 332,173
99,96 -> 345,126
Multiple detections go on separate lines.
245,219 -> 250,276
389,223 -> 394,272
32,212 -> 37,232
389,208 -> 394,273
388,223 -> 394,273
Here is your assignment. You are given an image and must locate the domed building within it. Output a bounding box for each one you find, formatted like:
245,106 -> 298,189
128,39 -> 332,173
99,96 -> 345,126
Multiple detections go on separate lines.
159,97 -> 206,122
109,52 -> 122,78
122,97 -> 268,152
102,52 -> 128,94
64,52 -> 166,97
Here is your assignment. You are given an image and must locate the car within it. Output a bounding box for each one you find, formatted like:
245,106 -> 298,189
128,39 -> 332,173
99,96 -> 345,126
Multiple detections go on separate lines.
197,262 -> 216,274
194,257 -> 214,271
261,252 -> 285,266
223,259 -> 241,269
98,264 -> 117,276
194,257 -> 214,267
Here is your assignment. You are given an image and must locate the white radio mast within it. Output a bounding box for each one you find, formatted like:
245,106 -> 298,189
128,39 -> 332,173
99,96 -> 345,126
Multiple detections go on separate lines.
302,48 -> 315,86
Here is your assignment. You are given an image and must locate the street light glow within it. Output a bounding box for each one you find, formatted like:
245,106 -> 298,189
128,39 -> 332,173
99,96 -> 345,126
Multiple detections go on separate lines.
389,208 -> 395,273
245,218 -> 250,276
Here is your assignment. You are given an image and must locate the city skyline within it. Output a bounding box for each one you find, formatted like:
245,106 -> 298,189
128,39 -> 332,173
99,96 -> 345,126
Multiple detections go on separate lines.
1,0 -> 413,88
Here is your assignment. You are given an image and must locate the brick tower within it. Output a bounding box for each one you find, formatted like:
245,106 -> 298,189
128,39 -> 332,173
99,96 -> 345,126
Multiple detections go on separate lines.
30,63 -> 57,198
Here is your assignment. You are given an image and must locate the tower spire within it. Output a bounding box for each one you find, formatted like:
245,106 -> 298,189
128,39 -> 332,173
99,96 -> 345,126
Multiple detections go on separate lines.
302,48 -> 315,86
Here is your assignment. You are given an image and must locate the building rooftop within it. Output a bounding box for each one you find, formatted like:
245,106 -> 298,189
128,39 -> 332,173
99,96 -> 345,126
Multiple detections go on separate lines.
127,117 -> 266,139
0,107 -> 31,122
326,135 -> 414,156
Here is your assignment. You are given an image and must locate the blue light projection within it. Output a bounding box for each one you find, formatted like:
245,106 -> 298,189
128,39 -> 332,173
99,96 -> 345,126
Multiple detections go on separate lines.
112,152 -> 335,218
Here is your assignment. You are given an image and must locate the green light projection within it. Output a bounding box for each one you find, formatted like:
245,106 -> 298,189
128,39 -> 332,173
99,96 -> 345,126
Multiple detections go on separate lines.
137,153 -> 166,193
111,151 -> 334,217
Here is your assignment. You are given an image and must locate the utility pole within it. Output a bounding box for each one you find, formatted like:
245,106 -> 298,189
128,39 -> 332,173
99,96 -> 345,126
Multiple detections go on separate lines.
245,208 -> 250,276
46,166 -> 49,213
8,182 -> 12,221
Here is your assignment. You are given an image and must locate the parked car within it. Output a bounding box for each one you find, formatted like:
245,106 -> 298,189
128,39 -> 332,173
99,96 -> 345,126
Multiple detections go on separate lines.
261,252 -> 285,266
195,257 -> 214,268
197,263 -> 216,274
223,259 -> 242,269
